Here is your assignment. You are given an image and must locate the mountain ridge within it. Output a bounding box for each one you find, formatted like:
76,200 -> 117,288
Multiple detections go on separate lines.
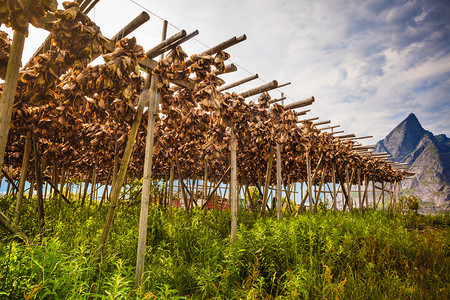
374,113 -> 449,208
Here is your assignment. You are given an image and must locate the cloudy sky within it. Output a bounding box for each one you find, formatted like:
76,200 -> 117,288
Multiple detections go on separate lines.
16,0 -> 450,144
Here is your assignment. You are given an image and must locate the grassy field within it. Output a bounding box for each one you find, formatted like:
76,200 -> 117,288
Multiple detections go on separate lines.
0,195 -> 449,299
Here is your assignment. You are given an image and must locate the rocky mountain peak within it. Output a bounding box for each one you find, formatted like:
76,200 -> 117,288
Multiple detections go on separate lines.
377,113 -> 427,162
375,113 -> 449,208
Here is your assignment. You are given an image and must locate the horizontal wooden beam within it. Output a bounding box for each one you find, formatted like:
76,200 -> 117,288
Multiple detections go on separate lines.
354,144 -> 376,150
186,34 -> 247,68
372,155 -> 391,159
79,0 -> 94,11
146,30 -> 199,61
329,130 -> 344,135
312,120 -> 331,126
110,12 -> 151,42
370,152 -> 389,156
204,34 -> 247,55
350,135 -> 373,141
277,82 -> 291,89
284,96 -> 315,111
212,63 -> 237,75
240,80 -> 278,98
217,74 -> 259,92
296,109 -> 310,116
319,125 -> 340,131
298,117 -> 319,122
336,134 -> 356,139
145,29 -> 187,58
84,0 -> 100,14
269,96 -> 286,104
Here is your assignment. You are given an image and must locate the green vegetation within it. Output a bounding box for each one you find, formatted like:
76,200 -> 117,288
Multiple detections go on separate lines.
399,195 -> 420,213
0,195 -> 449,299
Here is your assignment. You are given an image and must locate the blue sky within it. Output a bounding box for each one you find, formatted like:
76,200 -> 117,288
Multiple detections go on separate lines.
4,0 -> 450,144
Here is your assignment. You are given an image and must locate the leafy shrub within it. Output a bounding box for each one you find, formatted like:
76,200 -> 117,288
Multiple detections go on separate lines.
0,195 -> 448,299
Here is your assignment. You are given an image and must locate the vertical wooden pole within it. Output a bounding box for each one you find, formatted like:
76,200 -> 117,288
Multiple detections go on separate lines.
112,141 -> 119,189
64,171 -> 70,199
307,152 -> 313,213
202,160 -> 208,208
32,134 -> 45,229
276,143 -> 282,220
314,165 -> 327,211
175,153 -> 189,214
168,162 -> 175,217
357,168 -> 362,213
97,82 -> 148,264
372,177 -> 376,209
0,29 -> 27,173
261,145 -> 274,217
78,176 -> 83,202
28,178 -> 34,200
331,163 -> 337,211
89,165 -> 97,206
14,131 -> 32,224
361,174 -> 367,210
52,165 -> 58,199
391,182 -> 396,210
43,181 -> 48,200
381,181 -> 385,210
293,182 -> 297,209
99,170 -> 112,208
230,130 -> 238,243
58,166 -> 66,209
81,170 -> 91,206
136,70 -> 162,284
345,166 -> 351,212
300,180 -> 303,205
6,172 -> 10,196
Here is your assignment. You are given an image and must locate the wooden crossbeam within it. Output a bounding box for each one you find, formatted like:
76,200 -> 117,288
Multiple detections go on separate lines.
350,135 -> 373,141
313,120 -> 331,126
84,0 -> 100,14
145,30 -> 187,58
147,30 -> 199,60
298,117 -> 319,122
277,82 -> 291,89
209,64 -> 238,76
296,109 -> 310,116
329,130 -> 344,135
336,134 -> 356,139
319,125 -> 340,131
218,74 -> 259,92
185,35 -> 247,68
370,152 -> 389,156
240,80 -> 278,98
354,144 -> 376,150
110,12 -> 151,43
269,96 -> 286,104
284,96 -> 315,111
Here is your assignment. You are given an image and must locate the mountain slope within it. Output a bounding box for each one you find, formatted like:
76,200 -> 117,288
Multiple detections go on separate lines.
375,113 -> 449,207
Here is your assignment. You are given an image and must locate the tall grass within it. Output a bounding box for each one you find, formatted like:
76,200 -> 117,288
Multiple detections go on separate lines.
0,195 -> 448,299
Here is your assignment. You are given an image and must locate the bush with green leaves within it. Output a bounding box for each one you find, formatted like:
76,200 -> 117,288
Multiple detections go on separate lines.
0,195 -> 449,299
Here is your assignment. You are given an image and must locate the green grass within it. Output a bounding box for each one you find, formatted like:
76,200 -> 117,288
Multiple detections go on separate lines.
0,195 -> 449,299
